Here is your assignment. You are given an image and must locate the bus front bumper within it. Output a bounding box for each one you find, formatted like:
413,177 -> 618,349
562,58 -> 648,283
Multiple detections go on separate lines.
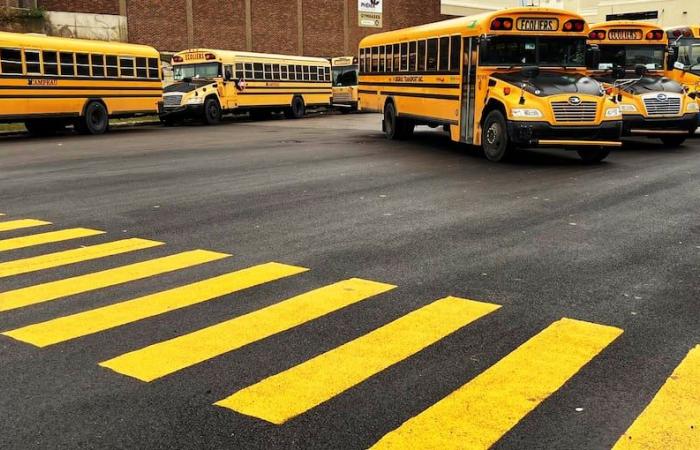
507,120 -> 623,148
622,113 -> 699,136
158,103 -> 203,119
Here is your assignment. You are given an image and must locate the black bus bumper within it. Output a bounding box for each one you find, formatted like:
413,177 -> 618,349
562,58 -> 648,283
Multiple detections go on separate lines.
158,102 -> 203,119
622,113 -> 699,136
507,120 -> 623,147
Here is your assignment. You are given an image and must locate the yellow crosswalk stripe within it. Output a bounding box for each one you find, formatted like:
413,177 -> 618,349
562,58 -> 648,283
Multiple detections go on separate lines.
0,228 -> 105,252
99,278 -> 397,382
0,238 -> 163,279
0,219 -> 51,232
3,262 -> 308,348
215,296 -> 501,424
612,345 -> 699,450
0,249 -> 230,313
369,318 -> 623,450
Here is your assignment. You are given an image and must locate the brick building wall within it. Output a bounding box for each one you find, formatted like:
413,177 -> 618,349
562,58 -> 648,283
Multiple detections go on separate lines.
37,0 -> 449,56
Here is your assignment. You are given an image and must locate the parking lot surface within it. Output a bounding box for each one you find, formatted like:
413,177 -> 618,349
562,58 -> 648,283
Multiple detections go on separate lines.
0,113 -> 698,449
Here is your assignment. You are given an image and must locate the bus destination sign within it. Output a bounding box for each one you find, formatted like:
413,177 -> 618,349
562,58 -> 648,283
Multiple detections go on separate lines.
184,52 -> 207,61
608,29 -> 643,40
516,18 -> 559,32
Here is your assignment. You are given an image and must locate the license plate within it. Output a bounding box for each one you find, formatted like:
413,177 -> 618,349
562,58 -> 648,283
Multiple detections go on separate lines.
516,18 -> 559,32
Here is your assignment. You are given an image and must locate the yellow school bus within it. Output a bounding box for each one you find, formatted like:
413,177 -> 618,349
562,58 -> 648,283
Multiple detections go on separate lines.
358,8 -> 623,163
331,56 -> 359,113
160,49 -> 331,124
665,25 -> 700,110
588,21 -> 699,146
0,31 -> 162,136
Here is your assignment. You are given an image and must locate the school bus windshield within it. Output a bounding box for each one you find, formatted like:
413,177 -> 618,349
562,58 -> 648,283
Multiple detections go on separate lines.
480,36 -> 586,67
332,66 -> 358,87
675,39 -> 700,73
173,62 -> 221,80
597,45 -> 665,70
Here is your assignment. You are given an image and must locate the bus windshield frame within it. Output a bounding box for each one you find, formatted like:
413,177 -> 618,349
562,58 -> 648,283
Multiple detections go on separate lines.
595,44 -> 666,71
479,36 -> 587,68
674,39 -> 700,74
332,65 -> 358,87
173,62 -> 222,80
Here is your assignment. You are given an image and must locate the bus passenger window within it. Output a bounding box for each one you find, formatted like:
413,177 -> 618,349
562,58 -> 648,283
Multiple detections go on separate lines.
253,63 -> 263,79
295,65 -> 302,80
393,44 -> 400,72
119,57 -> 135,77
0,49 -> 22,74
400,42 -> 408,71
409,41 -> 417,71
245,63 -> 253,79
427,38 -> 438,71
234,63 -> 243,78
91,55 -> 105,77
264,64 -> 272,80
60,53 -> 75,76
303,65 -> 310,80
379,46 -> 385,72
310,66 -> 318,81
106,55 -> 118,77
326,67 -> 331,81
281,65 -> 288,80
25,50 -> 41,74
43,51 -> 59,75
148,58 -> 160,78
370,47 -> 378,73
418,40 -> 426,71
450,36 -> 461,72
272,63 -> 280,80
384,45 -> 392,72
439,37 -> 449,71
136,57 -> 148,78
75,53 -> 90,76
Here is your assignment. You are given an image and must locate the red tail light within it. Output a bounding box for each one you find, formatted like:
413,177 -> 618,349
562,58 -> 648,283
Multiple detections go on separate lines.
173,55 -> 183,63
205,53 -> 216,60
589,30 -> 606,40
490,18 -> 512,31
564,20 -> 585,32
673,30 -> 682,38
646,30 -> 663,40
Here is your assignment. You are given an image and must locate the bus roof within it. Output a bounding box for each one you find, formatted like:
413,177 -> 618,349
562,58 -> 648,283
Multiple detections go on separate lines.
173,48 -> 330,64
665,25 -> 700,39
0,31 -> 159,57
590,21 -> 667,44
359,7 -> 589,48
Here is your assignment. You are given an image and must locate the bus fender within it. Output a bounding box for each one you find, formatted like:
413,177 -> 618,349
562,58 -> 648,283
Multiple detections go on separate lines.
81,98 -> 108,117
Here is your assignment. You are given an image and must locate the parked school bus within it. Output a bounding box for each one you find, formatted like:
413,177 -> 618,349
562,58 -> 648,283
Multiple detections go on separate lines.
331,56 -> 359,113
358,8 -> 623,163
665,25 -> 700,109
588,21 -> 699,146
160,49 -> 331,124
0,31 -> 162,136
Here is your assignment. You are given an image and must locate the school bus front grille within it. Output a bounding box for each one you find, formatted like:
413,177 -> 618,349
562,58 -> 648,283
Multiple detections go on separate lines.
643,96 -> 681,116
163,94 -> 183,108
550,101 -> 597,122
333,92 -> 353,102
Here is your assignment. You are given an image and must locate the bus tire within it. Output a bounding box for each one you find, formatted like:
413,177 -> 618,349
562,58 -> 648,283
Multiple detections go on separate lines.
577,148 -> 610,164
660,135 -> 686,147
24,119 -> 63,136
482,110 -> 513,162
202,97 -> 222,125
76,101 -> 109,135
383,102 -> 413,140
286,96 -> 305,119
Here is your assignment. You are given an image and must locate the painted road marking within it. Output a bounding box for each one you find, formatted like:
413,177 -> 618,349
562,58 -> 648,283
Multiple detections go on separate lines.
0,250 -> 230,313
0,238 -> 163,279
216,297 -> 501,424
99,278 -> 397,382
370,318 -> 623,450
0,228 -> 104,252
0,219 -> 51,233
612,345 -> 699,449
3,262 -> 307,347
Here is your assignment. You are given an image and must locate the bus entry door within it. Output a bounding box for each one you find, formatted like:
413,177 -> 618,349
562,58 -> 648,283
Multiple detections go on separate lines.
460,37 -> 478,144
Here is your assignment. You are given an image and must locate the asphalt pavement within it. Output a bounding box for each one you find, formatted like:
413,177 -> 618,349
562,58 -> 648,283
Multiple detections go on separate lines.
0,113 -> 698,449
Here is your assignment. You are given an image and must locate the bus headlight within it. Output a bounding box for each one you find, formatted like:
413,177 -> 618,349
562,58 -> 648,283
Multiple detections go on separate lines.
687,102 -> 699,112
618,104 -> 637,113
605,107 -> 621,118
187,96 -> 205,105
511,108 -> 543,118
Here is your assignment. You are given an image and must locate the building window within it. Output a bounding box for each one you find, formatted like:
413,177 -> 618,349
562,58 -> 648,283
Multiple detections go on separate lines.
606,10 -> 658,21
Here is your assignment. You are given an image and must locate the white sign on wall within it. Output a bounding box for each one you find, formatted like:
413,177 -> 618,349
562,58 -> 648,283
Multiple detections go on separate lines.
359,0 -> 383,28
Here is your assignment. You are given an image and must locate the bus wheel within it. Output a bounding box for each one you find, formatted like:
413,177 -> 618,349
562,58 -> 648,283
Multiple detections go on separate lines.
24,120 -> 63,136
76,101 -> 109,135
482,110 -> 513,162
660,135 -> 686,147
577,148 -> 610,164
202,97 -> 222,125
383,102 -> 413,140
286,96 -> 305,119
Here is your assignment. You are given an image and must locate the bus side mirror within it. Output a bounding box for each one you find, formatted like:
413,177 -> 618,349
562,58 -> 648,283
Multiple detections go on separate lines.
635,64 -> 647,77
586,44 -> 600,69
224,69 -> 233,81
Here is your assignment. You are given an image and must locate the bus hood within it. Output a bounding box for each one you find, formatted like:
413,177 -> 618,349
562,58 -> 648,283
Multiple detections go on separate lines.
492,72 -> 602,97
164,79 -> 215,93
604,76 -> 684,94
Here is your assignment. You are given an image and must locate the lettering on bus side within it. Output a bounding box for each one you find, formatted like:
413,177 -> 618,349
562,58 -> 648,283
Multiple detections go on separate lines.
393,75 -> 423,82
516,18 -> 559,32
183,53 -> 206,61
28,79 -> 58,86
608,29 -> 643,40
